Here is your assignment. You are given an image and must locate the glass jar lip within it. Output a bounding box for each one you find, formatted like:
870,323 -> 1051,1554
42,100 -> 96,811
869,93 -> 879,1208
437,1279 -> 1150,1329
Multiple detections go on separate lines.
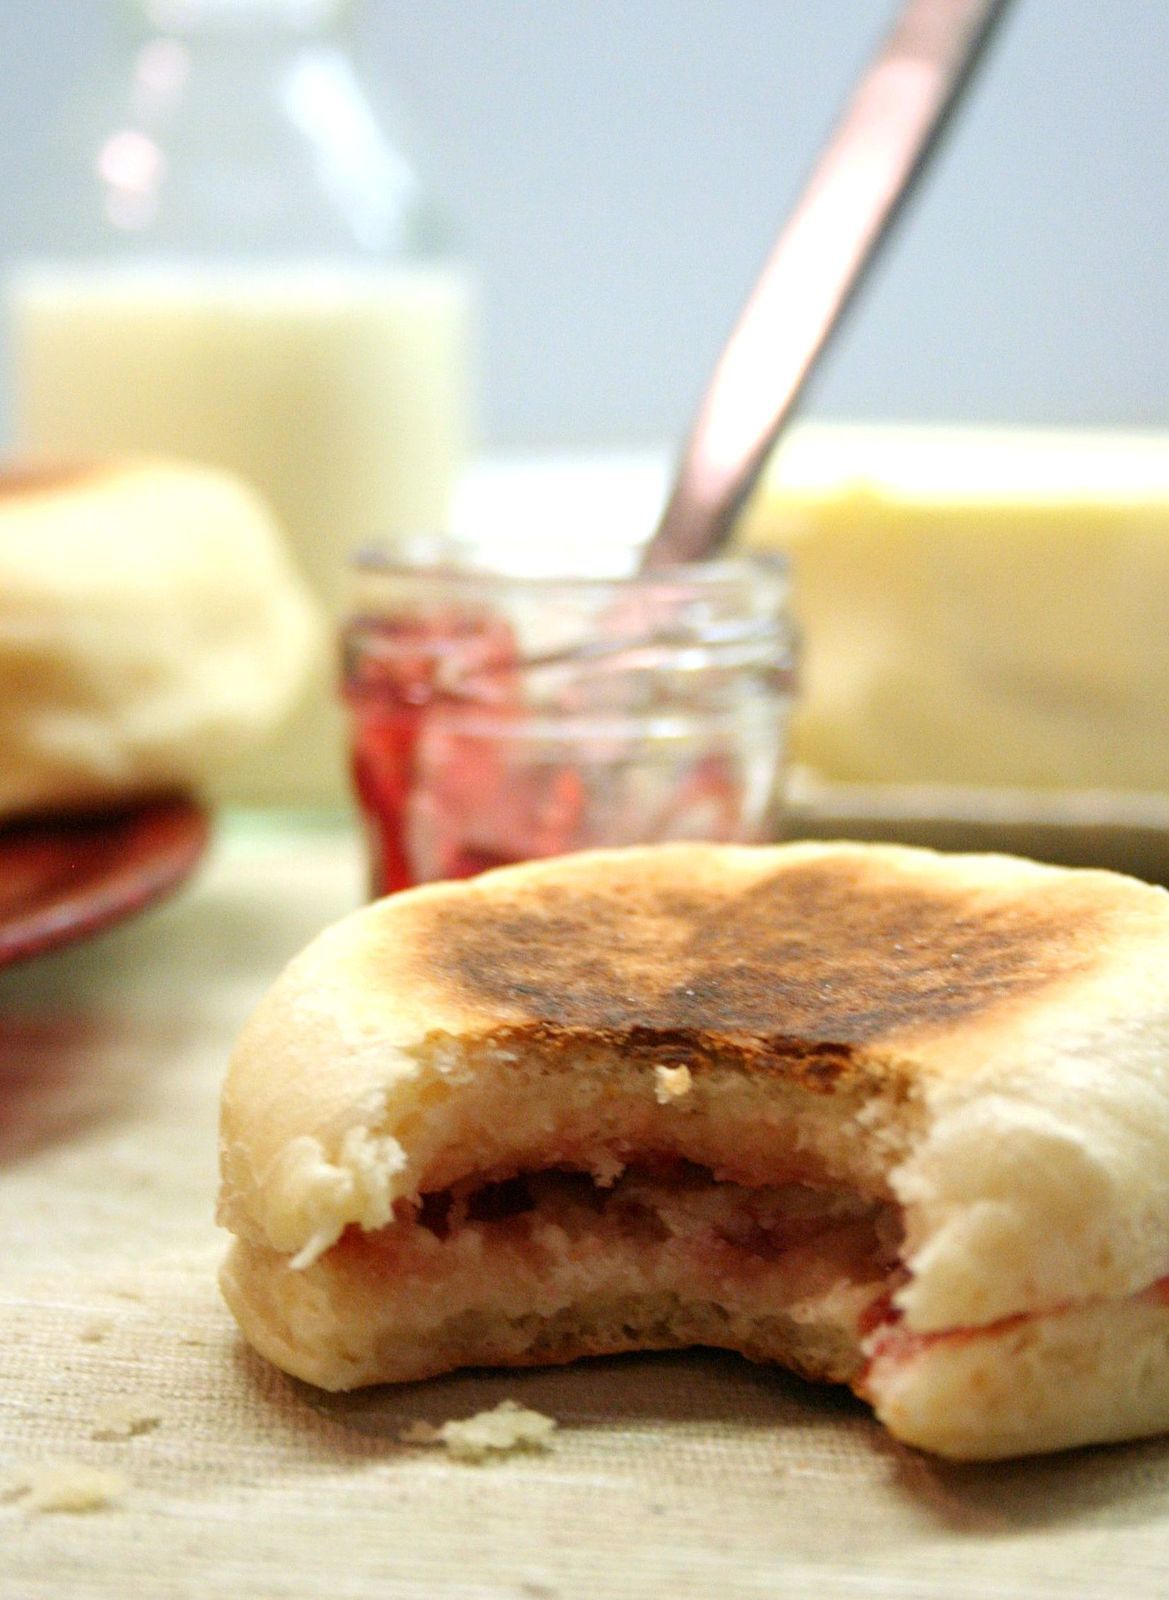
349,536 -> 789,601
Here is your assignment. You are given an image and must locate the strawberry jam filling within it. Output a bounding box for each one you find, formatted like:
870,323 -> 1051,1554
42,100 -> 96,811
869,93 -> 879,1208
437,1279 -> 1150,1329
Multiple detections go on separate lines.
331,1160 -> 904,1362
342,605 -> 760,895
858,1271 -> 1169,1393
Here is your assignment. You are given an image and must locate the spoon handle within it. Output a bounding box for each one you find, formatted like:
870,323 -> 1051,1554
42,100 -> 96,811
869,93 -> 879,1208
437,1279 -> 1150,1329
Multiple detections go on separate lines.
643,0 -> 1012,569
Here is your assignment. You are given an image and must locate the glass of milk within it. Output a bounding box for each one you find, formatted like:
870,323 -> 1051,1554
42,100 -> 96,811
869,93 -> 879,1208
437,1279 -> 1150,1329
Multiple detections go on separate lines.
6,0 -> 475,806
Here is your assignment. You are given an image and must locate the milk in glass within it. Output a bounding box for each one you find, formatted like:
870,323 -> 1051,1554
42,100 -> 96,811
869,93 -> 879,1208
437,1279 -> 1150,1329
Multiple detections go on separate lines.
7,0 -> 473,804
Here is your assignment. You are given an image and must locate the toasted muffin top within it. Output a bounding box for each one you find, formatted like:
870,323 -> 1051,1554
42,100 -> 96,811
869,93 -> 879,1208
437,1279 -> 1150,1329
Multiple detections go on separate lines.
397,846 -> 1127,1053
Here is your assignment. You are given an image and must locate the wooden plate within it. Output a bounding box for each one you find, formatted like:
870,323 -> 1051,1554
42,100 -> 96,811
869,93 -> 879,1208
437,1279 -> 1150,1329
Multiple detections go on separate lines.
0,796 -> 211,968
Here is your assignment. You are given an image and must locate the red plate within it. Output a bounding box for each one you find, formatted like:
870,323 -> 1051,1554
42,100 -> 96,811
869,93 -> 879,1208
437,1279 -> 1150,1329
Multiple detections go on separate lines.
0,796 -> 211,968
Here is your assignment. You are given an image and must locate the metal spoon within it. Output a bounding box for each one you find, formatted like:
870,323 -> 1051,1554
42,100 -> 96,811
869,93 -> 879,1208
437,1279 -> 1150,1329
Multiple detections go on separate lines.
643,0 -> 1013,570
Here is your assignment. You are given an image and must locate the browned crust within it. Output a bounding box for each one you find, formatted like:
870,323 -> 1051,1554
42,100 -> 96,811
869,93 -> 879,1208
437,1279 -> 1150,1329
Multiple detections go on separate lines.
484,1020 -> 902,1096
384,849 -> 1124,1058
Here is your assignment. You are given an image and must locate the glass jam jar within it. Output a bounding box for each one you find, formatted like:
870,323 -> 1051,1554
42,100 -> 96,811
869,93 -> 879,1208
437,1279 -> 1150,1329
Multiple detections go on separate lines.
341,539 -> 797,894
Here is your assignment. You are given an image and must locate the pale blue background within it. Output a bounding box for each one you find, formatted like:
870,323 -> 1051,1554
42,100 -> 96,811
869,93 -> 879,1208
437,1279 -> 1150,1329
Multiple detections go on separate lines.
1,1 -> 1166,448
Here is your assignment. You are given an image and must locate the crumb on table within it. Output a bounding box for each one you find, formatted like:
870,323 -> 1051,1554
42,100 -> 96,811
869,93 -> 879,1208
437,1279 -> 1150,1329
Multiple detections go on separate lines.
7,1463 -> 128,1514
90,1402 -> 162,1442
399,1400 -> 557,1463
78,1317 -> 115,1344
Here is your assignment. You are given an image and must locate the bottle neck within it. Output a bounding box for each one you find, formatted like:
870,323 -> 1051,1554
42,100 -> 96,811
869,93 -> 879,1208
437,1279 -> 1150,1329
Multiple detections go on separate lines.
135,0 -> 346,36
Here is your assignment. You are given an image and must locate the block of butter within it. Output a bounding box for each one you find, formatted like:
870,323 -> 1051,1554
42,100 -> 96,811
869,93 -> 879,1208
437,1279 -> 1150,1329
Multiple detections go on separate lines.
738,424 -> 1169,794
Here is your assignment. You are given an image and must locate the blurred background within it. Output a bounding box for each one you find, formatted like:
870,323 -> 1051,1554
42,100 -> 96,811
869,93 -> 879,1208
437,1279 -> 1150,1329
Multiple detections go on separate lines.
1,0 -> 1166,452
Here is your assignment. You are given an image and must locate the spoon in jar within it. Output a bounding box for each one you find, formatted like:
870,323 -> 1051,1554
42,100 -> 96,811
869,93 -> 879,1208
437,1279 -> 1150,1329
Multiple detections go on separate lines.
642,0 -> 1013,570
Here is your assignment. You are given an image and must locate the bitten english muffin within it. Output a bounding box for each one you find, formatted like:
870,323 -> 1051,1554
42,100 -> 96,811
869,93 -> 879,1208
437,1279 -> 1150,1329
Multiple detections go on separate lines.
218,840 -> 1169,1460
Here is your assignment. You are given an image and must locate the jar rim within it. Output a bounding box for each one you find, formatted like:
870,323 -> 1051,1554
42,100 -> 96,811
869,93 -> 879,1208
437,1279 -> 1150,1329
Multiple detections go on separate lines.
350,536 -> 789,602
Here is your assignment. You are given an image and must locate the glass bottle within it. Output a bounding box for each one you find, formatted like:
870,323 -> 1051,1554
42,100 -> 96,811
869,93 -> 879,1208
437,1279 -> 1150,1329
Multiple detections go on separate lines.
6,0 -> 475,806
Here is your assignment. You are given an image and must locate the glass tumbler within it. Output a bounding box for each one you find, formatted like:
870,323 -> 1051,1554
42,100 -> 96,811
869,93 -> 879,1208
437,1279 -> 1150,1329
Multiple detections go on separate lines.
7,0 -> 474,807
341,540 -> 798,894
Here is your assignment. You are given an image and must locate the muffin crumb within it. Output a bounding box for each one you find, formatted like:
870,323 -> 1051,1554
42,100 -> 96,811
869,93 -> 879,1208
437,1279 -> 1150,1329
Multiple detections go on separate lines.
400,1400 -> 556,1462
78,1317 -> 115,1344
90,1402 -> 162,1442
8,1462 -> 128,1514
654,1063 -> 693,1103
